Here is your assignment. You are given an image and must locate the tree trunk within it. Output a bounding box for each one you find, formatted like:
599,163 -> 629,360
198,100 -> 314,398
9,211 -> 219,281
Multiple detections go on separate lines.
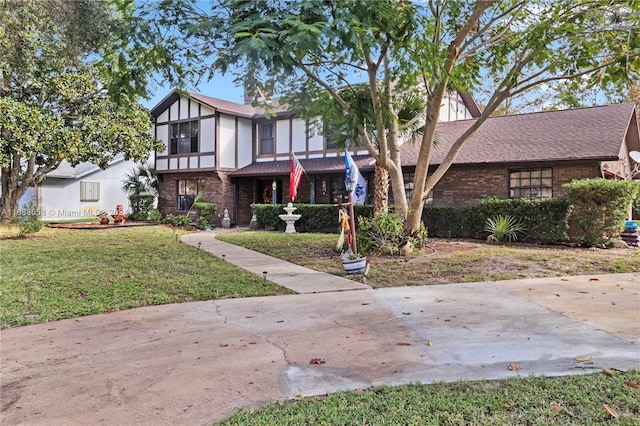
1,168 -> 26,224
372,164 -> 389,214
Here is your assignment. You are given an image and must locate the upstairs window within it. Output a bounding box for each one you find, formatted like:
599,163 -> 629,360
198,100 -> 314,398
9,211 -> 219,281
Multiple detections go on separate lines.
259,122 -> 274,154
324,121 -> 340,150
177,179 -> 202,211
509,168 -> 552,199
170,121 -> 199,155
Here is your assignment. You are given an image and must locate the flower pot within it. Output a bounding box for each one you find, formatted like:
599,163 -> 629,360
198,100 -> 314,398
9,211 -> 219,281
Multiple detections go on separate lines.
342,257 -> 367,275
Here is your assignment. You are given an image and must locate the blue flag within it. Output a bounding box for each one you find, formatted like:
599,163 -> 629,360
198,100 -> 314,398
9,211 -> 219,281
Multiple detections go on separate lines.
344,150 -> 366,205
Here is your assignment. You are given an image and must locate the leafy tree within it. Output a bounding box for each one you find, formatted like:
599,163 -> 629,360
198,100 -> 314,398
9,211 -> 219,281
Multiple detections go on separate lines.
0,0 -> 161,223
128,0 -> 639,234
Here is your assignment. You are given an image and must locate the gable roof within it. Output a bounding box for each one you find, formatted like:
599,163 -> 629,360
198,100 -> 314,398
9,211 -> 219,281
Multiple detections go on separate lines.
46,155 -> 126,179
400,102 -> 637,166
151,90 -> 289,119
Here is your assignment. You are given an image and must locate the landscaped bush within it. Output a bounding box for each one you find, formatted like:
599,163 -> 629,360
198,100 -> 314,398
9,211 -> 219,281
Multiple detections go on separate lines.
422,197 -> 571,243
358,212 -> 406,255
128,211 -> 149,221
163,214 -> 191,227
13,201 -> 43,237
192,195 -> 217,228
563,178 -> 640,246
148,209 -> 163,222
251,203 -> 373,232
485,214 -> 525,243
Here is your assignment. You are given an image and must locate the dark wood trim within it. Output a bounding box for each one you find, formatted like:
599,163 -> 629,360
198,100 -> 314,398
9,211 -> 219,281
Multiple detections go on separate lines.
289,118 -> 293,154
215,112 -> 221,169
235,117 -> 239,168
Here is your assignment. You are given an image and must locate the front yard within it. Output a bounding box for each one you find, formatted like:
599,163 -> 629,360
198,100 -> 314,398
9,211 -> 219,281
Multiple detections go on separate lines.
216,231 -> 640,287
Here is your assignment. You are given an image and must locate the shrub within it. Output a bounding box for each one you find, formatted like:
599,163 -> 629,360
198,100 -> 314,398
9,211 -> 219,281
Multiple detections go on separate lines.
563,178 -> 640,246
251,203 -> 373,232
148,209 -> 163,222
128,211 -> 148,222
192,195 -> 217,225
13,201 -> 43,237
163,214 -> 191,227
422,198 -> 571,243
485,214 -> 525,243
358,212 -> 406,255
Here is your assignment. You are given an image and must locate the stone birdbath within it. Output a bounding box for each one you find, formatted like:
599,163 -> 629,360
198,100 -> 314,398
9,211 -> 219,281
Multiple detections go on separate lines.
279,202 -> 301,233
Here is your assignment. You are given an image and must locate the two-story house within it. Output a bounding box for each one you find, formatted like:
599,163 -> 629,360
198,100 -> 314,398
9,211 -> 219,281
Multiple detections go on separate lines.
150,90 -> 639,227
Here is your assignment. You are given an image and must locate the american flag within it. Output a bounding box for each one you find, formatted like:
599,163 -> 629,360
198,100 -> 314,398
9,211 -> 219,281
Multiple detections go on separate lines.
289,153 -> 305,202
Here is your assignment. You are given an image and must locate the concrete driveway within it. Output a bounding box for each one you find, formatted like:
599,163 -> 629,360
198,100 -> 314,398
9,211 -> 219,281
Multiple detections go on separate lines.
1,232 -> 638,425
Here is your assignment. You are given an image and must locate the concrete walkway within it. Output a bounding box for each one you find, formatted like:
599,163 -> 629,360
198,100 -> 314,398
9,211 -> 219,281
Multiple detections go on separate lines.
1,229 -> 638,425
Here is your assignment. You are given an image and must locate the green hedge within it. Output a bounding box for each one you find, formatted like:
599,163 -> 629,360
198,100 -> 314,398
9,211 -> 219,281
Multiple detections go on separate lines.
251,203 -> 373,233
563,178 -> 639,246
251,198 -> 571,243
421,197 -> 571,243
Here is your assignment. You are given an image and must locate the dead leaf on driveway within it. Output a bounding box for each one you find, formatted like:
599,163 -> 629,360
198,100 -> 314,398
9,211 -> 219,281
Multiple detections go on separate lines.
508,364 -> 521,371
219,343 -> 228,347
589,277 -> 600,281
575,356 -> 591,362
309,358 -> 326,365
396,342 -> 411,346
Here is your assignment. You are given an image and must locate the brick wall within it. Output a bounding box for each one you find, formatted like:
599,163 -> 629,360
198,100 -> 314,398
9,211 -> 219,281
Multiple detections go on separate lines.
158,171 -> 235,226
427,160 -> 602,206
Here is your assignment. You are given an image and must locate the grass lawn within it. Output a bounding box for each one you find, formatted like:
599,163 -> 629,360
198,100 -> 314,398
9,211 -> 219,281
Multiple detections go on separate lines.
217,231 -> 640,287
221,370 -> 640,425
0,225 -> 291,328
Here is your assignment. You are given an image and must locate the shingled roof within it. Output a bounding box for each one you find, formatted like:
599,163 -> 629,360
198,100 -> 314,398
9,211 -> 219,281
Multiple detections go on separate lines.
230,155 -> 375,177
400,102 -> 637,166
151,90 -> 289,119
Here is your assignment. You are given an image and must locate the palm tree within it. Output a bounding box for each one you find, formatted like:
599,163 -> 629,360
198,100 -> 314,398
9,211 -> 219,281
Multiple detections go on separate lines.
121,164 -> 158,217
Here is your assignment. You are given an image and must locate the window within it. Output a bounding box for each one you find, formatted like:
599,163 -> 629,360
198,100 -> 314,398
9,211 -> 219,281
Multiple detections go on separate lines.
324,121 -> 340,150
170,121 -> 199,155
330,177 -> 348,204
259,122 -> 274,154
177,179 -> 202,211
403,172 -> 433,204
80,181 -> 100,201
509,168 -> 552,199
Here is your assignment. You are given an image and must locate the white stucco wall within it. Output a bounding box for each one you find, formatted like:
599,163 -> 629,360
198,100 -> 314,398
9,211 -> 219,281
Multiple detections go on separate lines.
39,160 -> 137,220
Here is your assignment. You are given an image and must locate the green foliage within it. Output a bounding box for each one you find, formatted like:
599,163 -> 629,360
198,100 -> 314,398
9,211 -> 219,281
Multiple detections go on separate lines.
122,164 -> 158,218
128,211 -> 148,222
357,212 -> 407,255
191,194 -> 217,225
563,178 -> 640,246
485,214 -> 526,243
13,201 -> 43,237
251,203 -> 373,232
222,371 -> 640,425
422,198 -> 571,243
148,209 -> 163,222
163,214 -> 190,227
0,0 -> 162,222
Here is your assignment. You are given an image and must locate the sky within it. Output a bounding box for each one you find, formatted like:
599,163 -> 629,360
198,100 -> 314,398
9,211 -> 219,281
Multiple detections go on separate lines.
141,73 -> 246,110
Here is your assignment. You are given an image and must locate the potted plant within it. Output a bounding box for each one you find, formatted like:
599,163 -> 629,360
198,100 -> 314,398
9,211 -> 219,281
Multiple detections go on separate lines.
341,251 -> 367,275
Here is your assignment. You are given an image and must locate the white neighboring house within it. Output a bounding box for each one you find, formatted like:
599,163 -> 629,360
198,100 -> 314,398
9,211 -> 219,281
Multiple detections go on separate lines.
17,155 -> 142,221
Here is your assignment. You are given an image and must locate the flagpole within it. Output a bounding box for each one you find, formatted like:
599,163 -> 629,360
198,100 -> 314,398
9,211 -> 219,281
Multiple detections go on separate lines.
348,195 -> 358,255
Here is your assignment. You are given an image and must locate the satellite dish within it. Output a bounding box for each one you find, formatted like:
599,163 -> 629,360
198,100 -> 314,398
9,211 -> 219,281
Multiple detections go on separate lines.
630,151 -> 640,164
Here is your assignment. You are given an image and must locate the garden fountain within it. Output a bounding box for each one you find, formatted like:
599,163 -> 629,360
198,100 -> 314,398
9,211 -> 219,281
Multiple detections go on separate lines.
279,203 -> 301,233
